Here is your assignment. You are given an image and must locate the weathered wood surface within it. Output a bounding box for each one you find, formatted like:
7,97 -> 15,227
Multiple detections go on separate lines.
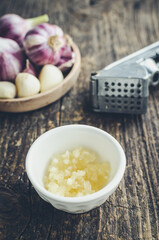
0,0 -> 158,239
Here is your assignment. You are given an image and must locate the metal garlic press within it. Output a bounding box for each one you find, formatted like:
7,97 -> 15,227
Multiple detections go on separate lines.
90,42 -> 159,114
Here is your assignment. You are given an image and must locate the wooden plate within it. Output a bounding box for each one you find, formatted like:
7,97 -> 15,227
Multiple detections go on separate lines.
0,41 -> 81,113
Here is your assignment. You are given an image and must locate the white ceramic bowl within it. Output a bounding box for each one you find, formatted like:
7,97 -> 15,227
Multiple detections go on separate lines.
26,125 -> 126,214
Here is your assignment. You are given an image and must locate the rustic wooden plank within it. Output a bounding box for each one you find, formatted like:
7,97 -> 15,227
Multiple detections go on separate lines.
59,1 -> 159,240
0,0 -> 158,239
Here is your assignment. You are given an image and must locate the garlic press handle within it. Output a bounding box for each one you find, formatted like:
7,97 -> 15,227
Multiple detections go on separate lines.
102,41 -> 159,86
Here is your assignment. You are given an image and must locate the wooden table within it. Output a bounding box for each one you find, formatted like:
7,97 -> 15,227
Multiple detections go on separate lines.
0,0 -> 159,239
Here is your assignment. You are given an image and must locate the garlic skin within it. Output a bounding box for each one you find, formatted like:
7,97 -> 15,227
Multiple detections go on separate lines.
23,23 -> 66,66
23,59 -> 37,76
0,14 -> 49,45
56,35 -> 75,72
0,81 -> 16,99
0,37 -> 25,82
16,73 -> 40,97
39,65 -> 64,92
58,58 -> 75,72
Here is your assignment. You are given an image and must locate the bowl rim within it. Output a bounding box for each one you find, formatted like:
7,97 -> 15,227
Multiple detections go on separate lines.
25,124 -> 126,203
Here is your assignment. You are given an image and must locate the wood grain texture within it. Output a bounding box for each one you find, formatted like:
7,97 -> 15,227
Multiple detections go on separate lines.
0,0 -> 158,239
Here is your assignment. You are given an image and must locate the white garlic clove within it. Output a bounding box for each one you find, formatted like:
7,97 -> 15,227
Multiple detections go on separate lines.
39,64 -> 64,92
0,81 -> 16,99
16,72 -> 40,97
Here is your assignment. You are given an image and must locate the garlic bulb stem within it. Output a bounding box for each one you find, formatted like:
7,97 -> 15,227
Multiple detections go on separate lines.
27,14 -> 49,28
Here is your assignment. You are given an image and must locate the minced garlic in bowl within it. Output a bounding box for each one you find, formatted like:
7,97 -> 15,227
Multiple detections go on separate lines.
43,147 -> 110,197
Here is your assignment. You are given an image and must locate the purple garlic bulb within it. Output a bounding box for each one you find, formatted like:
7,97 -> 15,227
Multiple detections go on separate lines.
23,23 -> 66,66
0,37 -> 25,82
0,14 -> 49,45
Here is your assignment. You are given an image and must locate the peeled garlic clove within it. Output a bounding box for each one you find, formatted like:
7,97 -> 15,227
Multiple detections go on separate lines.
39,65 -> 64,92
0,81 -> 16,99
16,73 -> 40,97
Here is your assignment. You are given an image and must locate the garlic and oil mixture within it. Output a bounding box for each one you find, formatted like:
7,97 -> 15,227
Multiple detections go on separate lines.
43,147 -> 110,197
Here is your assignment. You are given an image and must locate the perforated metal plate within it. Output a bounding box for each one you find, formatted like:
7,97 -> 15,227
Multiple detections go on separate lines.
90,77 -> 148,114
